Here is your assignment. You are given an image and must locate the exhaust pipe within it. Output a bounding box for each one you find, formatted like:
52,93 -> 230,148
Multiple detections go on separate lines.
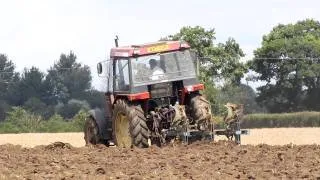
114,35 -> 119,47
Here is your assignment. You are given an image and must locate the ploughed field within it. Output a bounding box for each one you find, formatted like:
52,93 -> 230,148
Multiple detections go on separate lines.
0,128 -> 320,179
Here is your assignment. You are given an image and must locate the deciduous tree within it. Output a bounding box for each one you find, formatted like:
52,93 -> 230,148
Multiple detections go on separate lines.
248,19 -> 320,112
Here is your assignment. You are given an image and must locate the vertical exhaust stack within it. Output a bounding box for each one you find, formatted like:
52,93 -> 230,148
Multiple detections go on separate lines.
114,36 -> 119,47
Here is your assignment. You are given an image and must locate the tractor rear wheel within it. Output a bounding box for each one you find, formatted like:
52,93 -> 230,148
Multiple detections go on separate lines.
112,100 -> 149,148
189,94 -> 212,128
84,116 -> 100,145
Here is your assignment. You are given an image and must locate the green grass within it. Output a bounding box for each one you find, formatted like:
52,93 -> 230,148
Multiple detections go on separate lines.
0,107 -> 87,134
241,111 -> 320,128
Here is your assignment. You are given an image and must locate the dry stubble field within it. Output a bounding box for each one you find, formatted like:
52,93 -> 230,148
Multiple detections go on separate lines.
1,128 -> 320,147
0,128 -> 320,179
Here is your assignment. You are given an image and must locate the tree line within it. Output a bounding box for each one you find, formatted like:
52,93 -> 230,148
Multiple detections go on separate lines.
0,52 -> 104,121
0,18 -> 319,123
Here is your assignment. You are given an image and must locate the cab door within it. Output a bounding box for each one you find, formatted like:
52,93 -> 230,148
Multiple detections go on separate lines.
113,58 -> 131,93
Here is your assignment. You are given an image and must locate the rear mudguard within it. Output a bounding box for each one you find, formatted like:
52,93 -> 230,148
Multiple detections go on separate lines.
88,108 -> 112,141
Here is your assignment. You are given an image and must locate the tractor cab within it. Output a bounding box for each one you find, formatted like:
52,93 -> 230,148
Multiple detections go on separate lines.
97,41 -> 201,102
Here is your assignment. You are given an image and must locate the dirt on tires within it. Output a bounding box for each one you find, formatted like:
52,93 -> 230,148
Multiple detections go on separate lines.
0,140 -> 319,179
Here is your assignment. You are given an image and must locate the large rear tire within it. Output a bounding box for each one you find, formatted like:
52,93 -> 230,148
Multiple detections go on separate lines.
189,94 -> 213,129
84,116 -> 100,145
112,100 -> 149,148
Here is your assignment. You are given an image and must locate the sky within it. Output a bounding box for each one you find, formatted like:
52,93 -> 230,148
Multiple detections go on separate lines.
0,0 -> 319,90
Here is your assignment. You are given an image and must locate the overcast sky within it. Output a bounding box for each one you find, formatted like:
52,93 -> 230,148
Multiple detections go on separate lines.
0,0 -> 319,90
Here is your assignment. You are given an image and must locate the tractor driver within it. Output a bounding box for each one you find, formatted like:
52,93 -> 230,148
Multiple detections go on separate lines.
149,59 -> 165,80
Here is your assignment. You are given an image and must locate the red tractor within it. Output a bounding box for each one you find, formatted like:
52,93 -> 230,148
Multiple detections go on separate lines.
84,39 -> 214,148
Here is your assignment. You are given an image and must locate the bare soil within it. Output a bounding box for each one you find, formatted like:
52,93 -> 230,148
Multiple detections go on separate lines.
0,140 -> 319,179
1,128 -> 320,179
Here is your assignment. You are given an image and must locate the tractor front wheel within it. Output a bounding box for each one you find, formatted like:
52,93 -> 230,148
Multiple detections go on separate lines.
84,116 -> 100,145
112,100 -> 149,148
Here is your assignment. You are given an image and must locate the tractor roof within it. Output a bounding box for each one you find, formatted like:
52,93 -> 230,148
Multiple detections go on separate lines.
110,41 -> 190,58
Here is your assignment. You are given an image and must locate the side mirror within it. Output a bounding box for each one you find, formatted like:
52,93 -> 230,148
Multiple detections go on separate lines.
97,59 -> 112,78
97,62 -> 103,74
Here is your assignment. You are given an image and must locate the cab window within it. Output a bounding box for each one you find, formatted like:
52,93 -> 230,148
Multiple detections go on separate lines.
115,59 -> 130,91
